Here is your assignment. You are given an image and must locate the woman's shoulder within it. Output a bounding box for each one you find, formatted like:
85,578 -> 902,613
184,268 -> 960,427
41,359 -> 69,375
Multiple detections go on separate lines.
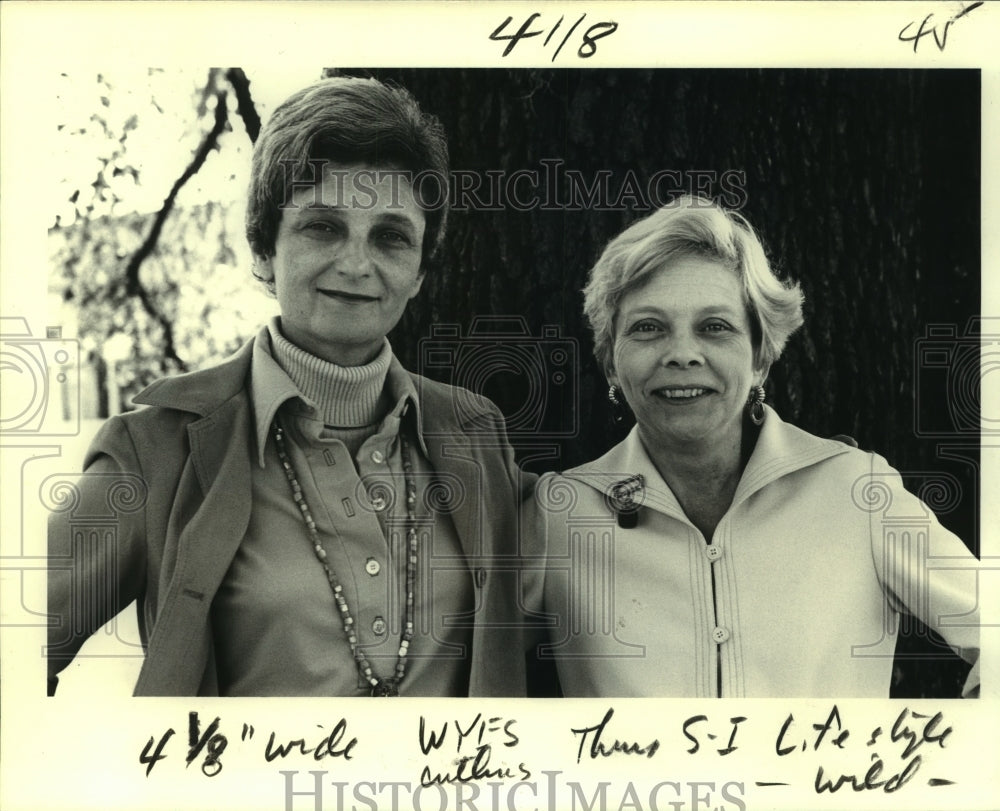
531,470 -> 608,528
88,345 -> 256,468
533,437 -> 635,510
537,434 -> 632,482
763,412 -> 884,470
408,371 -> 494,405
84,406 -> 199,472
766,419 -> 912,509
133,339 -> 254,415
408,372 -> 504,426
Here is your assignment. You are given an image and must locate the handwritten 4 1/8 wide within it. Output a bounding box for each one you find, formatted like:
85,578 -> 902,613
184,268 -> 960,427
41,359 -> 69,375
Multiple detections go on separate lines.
139,712 -> 358,778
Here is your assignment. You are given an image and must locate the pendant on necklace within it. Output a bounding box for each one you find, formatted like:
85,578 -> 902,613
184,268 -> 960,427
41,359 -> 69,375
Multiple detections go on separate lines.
370,678 -> 399,697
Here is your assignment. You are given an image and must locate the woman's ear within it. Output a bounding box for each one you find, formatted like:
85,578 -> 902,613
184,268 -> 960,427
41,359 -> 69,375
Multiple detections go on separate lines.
408,270 -> 426,300
253,254 -> 275,283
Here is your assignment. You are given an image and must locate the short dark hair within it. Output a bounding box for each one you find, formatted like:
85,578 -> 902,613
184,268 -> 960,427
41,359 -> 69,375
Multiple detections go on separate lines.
246,76 -> 449,291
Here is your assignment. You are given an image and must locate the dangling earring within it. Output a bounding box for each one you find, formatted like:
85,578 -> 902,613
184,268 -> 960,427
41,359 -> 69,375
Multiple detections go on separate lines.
746,385 -> 766,426
608,384 -> 626,424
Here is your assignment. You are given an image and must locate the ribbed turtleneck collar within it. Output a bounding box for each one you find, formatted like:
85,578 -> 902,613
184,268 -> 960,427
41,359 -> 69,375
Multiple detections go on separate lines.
267,319 -> 391,429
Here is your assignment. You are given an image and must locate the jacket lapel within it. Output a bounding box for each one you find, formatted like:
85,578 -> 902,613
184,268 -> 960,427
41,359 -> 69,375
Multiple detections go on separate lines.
414,379 -> 529,696
563,407 -> 853,523
133,343 -> 257,695
414,379 -> 486,563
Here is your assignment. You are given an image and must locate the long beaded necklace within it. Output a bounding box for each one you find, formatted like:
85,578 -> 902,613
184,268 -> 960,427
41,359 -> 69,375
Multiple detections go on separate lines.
273,420 -> 418,697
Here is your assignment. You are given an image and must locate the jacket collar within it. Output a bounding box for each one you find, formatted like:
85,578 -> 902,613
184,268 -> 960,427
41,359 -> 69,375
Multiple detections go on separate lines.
565,405 -> 852,521
130,330 -> 498,564
131,330 -> 450,465
132,332 -> 472,439
132,339 -> 255,415
731,405 -> 853,504
249,327 -> 427,467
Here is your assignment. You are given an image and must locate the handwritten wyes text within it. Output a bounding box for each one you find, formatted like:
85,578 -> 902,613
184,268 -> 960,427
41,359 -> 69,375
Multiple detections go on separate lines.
489,13 -> 618,62
140,712 -> 357,777
418,712 -> 531,786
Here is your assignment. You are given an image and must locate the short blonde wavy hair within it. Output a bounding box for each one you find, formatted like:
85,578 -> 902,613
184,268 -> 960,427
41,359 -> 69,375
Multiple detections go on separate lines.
583,195 -> 804,376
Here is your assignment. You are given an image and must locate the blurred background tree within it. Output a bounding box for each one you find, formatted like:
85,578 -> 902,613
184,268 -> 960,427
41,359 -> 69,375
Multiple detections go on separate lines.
49,68 -> 273,410
48,67 -> 981,697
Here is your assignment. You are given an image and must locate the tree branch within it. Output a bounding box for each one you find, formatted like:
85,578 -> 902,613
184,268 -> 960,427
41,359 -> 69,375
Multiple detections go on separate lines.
123,88 -> 229,372
225,68 -> 261,144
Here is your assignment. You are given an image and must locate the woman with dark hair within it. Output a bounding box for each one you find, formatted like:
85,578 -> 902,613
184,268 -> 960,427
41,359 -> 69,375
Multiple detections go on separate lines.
48,77 -> 531,697
530,195 -> 980,698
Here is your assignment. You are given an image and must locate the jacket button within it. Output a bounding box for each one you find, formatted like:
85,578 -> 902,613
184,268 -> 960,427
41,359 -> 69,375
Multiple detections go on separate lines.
371,450 -> 385,464
712,626 -> 731,644
705,544 -> 723,562
365,558 -> 381,576
372,616 -> 387,635
475,568 -> 488,588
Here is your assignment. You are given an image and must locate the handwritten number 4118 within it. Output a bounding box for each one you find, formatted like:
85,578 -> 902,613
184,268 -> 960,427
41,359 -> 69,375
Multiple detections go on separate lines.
490,13 -> 618,62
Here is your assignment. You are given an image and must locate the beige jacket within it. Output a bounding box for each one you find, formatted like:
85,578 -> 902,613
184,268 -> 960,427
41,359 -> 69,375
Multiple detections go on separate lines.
529,406 -> 980,697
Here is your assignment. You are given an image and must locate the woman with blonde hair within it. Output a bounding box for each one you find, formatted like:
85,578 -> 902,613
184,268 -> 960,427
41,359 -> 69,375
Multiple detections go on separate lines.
530,195 -> 980,697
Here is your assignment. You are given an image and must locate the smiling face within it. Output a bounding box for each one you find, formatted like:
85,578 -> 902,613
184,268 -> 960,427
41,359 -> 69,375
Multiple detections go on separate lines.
610,255 -> 763,452
255,163 -> 426,366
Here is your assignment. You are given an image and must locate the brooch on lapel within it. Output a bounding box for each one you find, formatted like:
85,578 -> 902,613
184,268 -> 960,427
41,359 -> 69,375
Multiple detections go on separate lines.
607,474 -> 645,529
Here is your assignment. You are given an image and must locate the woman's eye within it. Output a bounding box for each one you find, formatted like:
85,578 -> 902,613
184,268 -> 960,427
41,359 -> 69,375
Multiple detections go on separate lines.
377,229 -> 412,246
629,320 -> 661,334
702,321 -> 731,333
304,221 -> 338,234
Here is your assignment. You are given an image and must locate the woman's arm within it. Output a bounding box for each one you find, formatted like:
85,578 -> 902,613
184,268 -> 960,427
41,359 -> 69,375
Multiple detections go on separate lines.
47,417 -> 149,694
865,452 -> 981,697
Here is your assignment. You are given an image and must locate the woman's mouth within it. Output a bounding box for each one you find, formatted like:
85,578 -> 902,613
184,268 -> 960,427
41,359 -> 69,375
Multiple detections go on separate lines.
319,289 -> 379,304
652,386 -> 711,400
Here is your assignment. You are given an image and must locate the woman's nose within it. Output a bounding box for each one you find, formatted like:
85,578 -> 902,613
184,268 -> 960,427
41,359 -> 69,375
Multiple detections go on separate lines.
661,334 -> 703,367
334,235 -> 374,276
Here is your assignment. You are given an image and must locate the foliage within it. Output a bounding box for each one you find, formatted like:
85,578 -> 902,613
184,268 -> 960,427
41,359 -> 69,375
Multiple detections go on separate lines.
48,68 -> 272,405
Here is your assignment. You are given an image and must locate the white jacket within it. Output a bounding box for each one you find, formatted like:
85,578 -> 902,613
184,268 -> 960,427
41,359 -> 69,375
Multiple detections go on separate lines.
528,406 -> 980,697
